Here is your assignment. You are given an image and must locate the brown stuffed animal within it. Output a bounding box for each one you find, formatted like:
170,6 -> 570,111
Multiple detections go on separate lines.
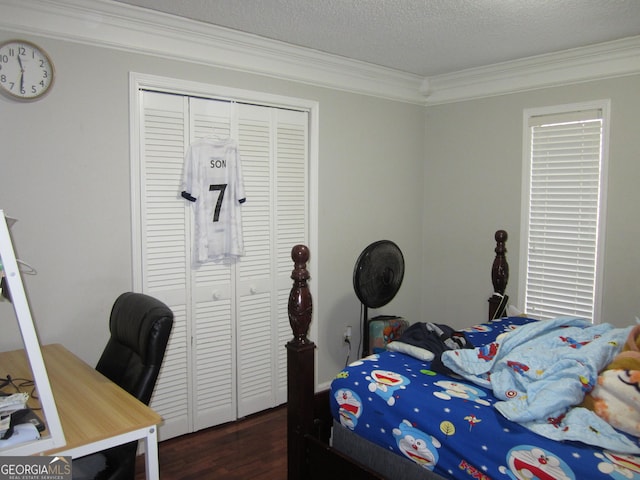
604,324 -> 640,371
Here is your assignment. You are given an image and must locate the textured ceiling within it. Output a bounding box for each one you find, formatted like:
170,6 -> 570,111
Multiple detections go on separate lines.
114,0 -> 640,77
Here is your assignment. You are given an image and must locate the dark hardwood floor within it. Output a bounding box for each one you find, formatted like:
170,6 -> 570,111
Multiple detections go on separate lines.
135,405 -> 287,479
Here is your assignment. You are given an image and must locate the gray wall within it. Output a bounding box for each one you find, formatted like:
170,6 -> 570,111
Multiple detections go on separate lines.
1,28 -> 638,392
423,74 -> 640,329
0,33 -> 425,385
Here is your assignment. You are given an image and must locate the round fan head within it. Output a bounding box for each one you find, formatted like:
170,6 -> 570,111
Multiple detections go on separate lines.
353,240 -> 404,309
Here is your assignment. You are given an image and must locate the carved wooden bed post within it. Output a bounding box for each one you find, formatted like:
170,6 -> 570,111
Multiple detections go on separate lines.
488,229 -> 509,320
286,244 -> 315,480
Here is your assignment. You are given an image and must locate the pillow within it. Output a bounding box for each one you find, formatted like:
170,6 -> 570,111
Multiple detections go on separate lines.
582,369 -> 640,437
581,324 -> 640,437
386,341 -> 434,361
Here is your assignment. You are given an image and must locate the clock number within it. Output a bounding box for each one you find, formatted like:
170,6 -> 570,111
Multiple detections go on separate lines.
209,184 -> 227,222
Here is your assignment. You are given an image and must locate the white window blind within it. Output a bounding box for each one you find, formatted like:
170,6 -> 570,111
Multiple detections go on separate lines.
522,102 -> 609,322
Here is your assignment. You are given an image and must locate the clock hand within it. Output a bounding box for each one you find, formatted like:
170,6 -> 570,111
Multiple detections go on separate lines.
17,55 -> 24,93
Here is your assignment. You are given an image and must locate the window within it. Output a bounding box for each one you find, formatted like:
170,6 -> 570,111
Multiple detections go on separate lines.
520,101 -> 610,322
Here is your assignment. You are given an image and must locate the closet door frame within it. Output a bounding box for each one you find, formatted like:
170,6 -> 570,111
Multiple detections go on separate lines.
129,72 -> 320,388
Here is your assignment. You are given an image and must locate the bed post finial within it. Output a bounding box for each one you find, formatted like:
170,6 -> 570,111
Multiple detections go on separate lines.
492,230 -> 509,295
288,244 -> 313,345
488,230 -> 509,320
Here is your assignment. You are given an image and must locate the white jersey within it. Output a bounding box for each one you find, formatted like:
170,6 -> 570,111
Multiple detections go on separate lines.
181,138 -> 246,264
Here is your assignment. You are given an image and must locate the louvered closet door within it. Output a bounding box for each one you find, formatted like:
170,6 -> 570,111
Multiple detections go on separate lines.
138,90 -> 192,440
137,90 -> 308,439
273,109 -> 308,404
187,98 -> 237,430
235,105 -> 308,416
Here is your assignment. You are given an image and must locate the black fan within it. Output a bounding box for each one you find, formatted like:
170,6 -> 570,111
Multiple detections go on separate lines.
353,240 -> 404,356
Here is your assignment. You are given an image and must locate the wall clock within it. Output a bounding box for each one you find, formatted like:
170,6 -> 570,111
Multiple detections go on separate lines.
0,39 -> 55,100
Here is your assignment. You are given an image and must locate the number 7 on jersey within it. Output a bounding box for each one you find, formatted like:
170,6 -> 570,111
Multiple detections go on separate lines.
209,184 -> 227,222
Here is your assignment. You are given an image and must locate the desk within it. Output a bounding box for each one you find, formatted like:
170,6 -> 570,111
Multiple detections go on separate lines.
0,344 -> 161,480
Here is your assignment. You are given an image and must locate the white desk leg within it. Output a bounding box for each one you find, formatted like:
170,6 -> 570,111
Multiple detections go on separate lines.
143,426 -> 160,480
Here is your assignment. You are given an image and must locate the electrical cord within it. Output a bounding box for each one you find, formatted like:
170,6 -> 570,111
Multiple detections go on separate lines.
0,375 -> 38,405
344,338 -> 351,367
0,375 -> 41,441
0,376 -> 10,391
491,292 -> 509,320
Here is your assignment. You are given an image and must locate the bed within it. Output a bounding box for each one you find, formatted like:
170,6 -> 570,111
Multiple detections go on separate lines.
285,231 -> 640,480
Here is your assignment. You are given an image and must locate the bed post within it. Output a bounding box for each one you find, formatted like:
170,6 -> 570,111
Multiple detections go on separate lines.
286,244 -> 315,480
488,230 -> 509,320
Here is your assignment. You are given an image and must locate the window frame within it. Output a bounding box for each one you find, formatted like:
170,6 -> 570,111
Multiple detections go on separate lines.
518,100 -> 611,323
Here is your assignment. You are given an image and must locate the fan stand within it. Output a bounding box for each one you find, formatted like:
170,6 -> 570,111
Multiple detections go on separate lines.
362,304 -> 370,357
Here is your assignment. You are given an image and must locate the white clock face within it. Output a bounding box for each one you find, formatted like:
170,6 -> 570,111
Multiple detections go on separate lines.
0,40 -> 54,100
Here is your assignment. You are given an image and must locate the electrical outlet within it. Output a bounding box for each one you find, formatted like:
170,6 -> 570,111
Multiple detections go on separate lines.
344,325 -> 352,342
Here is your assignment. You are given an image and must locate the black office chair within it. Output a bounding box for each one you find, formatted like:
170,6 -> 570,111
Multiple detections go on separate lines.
72,292 -> 173,480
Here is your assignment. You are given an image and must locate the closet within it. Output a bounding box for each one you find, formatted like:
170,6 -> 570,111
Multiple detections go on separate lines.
133,89 -> 309,440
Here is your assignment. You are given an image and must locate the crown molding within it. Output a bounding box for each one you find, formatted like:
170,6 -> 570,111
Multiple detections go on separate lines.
2,0 -> 639,106
0,0 -> 425,104
422,35 -> 640,105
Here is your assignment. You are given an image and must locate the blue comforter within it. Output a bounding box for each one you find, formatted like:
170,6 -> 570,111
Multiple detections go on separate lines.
330,317 -> 640,479
442,317 -> 639,453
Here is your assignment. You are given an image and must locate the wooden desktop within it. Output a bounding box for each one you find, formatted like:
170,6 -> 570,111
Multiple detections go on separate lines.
0,344 -> 161,480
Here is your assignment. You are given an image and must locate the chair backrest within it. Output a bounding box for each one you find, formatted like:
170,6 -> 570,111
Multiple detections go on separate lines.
96,292 -> 173,405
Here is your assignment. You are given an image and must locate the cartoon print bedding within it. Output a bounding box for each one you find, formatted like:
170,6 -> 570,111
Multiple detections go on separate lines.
330,317 -> 640,480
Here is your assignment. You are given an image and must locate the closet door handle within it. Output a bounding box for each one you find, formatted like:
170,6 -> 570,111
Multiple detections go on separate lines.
212,290 -> 220,300
250,286 -> 258,295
